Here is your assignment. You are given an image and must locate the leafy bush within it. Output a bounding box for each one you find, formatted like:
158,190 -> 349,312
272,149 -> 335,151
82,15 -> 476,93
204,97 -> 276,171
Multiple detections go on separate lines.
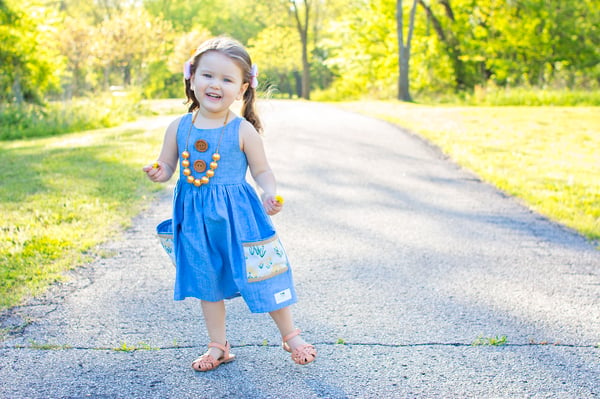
414,87 -> 600,106
323,87 -> 600,106
463,86 -> 600,106
0,91 -> 151,140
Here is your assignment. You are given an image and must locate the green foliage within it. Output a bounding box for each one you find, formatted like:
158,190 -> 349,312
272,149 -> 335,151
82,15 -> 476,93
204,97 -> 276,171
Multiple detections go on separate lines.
316,0 -> 599,101
248,26 -> 303,98
27,339 -> 72,350
3,0 -> 599,104
144,0 -> 214,32
143,61 -> 182,100
144,0 -> 267,43
113,341 -> 159,351
413,87 -> 600,107
96,8 -> 174,88
113,342 -> 136,352
465,87 -> 600,106
0,91 -> 150,140
0,0 -> 63,103
472,335 -> 508,346
319,0 -> 398,100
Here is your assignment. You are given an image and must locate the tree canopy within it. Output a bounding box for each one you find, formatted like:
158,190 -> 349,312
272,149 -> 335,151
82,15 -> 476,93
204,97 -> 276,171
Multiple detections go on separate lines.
1,0 -> 598,104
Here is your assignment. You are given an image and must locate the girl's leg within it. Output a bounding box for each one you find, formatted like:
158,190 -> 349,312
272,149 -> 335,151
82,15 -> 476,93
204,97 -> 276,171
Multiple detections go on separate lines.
269,306 -> 309,350
200,300 -> 227,358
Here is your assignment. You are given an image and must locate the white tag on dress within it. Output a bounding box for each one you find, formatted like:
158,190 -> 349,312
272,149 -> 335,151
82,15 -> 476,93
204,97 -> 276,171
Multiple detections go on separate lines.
274,288 -> 292,304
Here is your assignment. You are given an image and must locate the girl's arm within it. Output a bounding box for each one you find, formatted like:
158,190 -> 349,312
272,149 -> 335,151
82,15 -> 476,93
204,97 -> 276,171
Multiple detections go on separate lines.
142,116 -> 181,182
240,120 -> 283,216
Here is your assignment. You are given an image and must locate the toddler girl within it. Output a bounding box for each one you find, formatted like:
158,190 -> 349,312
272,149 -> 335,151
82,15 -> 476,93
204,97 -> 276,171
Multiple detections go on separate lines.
143,37 -> 316,371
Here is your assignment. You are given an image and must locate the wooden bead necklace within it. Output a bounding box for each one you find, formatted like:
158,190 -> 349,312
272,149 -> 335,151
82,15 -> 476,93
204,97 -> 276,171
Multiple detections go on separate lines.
181,110 -> 229,187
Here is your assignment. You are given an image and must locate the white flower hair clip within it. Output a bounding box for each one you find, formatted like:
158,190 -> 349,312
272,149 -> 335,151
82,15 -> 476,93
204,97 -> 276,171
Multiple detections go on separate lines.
183,61 -> 192,80
250,64 -> 259,88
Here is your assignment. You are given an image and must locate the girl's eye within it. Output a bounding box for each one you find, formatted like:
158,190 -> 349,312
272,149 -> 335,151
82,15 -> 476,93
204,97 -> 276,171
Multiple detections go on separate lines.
202,73 -> 212,78
224,78 -> 233,83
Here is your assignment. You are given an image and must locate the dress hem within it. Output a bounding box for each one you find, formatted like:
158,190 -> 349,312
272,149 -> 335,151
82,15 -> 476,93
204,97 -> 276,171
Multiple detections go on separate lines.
173,294 -> 297,314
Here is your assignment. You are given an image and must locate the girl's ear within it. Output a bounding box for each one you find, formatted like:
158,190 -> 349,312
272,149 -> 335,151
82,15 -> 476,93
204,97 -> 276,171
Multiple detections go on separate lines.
237,82 -> 249,101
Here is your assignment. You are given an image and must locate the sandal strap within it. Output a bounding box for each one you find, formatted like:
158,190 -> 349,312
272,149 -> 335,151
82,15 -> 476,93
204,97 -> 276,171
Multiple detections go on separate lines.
192,341 -> 233,371
208,341 -> 228,352
208,341 -> 230,358
282,328 -> 301,343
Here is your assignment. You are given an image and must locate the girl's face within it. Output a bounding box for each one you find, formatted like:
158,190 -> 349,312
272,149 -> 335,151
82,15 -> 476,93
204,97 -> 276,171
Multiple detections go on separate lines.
191,51 -> 249,118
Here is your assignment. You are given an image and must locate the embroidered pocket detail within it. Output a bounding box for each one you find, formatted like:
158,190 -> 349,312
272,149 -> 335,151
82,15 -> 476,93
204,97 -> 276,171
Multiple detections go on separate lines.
243,235 -> 289,283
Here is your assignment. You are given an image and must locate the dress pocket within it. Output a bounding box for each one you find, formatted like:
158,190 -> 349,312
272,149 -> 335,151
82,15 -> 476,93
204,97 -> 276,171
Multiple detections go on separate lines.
243,235 -> 290,283
156,219 -> 175,266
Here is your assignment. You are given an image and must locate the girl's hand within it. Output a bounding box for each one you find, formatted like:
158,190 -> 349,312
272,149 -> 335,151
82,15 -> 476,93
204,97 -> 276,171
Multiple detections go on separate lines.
262,193 -> 284,216
143,161 -> 171,182
143,116 -> 180,183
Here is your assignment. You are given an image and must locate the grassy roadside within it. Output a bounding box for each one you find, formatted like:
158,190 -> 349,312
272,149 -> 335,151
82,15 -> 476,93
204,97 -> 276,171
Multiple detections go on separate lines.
0,115 -> 173,310
339,101 -> 600,245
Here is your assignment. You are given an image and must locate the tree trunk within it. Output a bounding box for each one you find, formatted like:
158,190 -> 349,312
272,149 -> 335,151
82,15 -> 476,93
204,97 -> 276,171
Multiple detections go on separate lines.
398,46 -> 411,101
301,35 -> 310,100
12,74 -> 23,104
123,64 -> 131,86
397,0 -> 418,102
292,0 -> 311,100
293,70 -> 302,98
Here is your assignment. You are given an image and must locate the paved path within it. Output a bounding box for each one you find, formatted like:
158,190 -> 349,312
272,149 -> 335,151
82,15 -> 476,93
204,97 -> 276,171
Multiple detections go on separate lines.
1,100 -> 599,398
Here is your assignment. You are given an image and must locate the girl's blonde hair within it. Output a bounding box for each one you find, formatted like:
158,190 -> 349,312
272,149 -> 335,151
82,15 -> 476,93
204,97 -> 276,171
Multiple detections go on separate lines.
184,37 -> 262,133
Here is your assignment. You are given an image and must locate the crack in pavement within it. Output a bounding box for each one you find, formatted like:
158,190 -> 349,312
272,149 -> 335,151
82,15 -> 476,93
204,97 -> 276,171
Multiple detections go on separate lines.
2,341 -> 598,351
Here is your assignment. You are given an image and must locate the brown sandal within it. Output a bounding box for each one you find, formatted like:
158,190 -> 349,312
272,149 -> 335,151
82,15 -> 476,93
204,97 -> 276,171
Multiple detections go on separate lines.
282,329 -> 316,365
191,341 -> 236,372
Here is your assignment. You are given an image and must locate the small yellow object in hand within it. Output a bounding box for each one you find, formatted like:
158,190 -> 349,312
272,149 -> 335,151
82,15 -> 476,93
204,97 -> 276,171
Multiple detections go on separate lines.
152,162 -> 159,169
274,195 -> 284,204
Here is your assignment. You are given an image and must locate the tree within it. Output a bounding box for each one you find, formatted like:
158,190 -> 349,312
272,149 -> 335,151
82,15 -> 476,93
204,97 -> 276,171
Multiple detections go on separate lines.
93,8 -> 173,89
321,0 -> 399,99
57,17 -> 94,97
417,0 -> 469,90
289,0 -> 311,99
144,0 -> 266,43
248,25 -> 302,98
396,0 -> 418,101
0,0 -> 62,104
169,30 -> 213,74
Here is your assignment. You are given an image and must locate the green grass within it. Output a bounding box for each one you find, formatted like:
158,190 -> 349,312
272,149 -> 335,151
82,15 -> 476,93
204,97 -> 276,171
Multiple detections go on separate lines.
340,101 -> 600,244
467,87 -> 600,106
414,87 -> 600,106
0,119 -> 168,310
112,341 -> 159,352
472,335 -> 508,346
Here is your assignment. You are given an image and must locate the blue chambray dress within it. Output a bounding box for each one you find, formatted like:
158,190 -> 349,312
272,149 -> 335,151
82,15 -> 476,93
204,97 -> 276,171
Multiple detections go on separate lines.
171,113 -> 297,313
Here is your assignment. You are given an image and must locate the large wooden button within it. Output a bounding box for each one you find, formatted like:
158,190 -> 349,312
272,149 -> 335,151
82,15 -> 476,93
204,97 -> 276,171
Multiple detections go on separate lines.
195,140 -> 209,152
193,160 -> 206,173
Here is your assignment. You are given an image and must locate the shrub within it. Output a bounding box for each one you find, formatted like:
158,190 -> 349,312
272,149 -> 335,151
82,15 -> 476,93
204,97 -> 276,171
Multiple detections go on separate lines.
0,91 -> 151,140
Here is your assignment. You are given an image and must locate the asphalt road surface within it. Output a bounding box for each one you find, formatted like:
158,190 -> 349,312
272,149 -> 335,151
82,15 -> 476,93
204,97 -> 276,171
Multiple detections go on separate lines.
1,100 -> 598,398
